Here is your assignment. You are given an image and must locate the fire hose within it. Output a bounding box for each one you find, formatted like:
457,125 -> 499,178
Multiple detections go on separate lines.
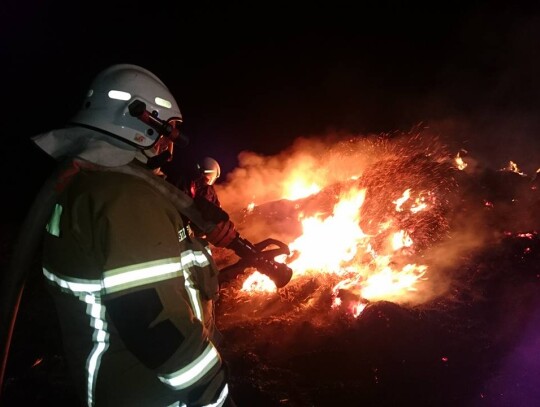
220,237 -> 294,288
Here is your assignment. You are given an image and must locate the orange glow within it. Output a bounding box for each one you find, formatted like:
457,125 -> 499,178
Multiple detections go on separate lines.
283,180 -> 321,200
241,270 -> 276,293
241,183 -> 430,317
455,152 -> 467,170
501,160 -> 526,176
219,134 -> 473,321
392,230 -> 413,251
393,189 -> 411,212
281,156 -> 323,200
287,187 -> 367,274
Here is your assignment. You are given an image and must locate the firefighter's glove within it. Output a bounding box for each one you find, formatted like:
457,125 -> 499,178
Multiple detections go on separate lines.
206,220 -> 238,248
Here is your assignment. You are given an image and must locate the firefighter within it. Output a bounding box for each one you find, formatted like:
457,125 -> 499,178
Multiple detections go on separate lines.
161,155 -> 226,238
159,152 -> 293,289
193,157 -> 222,206
23,64 -> 239,406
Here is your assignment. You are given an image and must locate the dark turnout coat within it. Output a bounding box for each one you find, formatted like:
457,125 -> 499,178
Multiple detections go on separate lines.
41,162 -> 228,406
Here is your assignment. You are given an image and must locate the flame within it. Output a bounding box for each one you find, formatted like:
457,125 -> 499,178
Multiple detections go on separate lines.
393,189 -> 411,212
222,133 -> 466,321
241,271 -> 276,292
455,152 -> 468,170
283,179 -> 321,200
501,160 -> 527,176
517,233 -> 534,239
392,230 -> 413,251
287,187 -> 368,274
242,184 -> 429,317
393,189 -> 429,214
281,157 -> 323,200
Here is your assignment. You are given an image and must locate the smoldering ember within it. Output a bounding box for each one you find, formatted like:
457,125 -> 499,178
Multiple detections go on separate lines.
2,131 -> 539,406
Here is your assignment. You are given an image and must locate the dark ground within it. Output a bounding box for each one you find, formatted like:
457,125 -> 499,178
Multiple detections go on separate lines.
218,237 -> 540,407
1,161 -> 539,407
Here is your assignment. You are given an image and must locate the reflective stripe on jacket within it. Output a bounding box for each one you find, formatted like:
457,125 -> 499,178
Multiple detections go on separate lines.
42,165 -> 225,407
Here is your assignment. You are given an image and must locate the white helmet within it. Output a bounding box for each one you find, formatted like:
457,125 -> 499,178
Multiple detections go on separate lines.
70,64 -> 184,150
198,156 -> 221,185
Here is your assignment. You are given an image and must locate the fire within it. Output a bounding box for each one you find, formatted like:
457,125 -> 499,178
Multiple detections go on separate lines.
455,151 -> 468,170
283,179 -> 321,200
219,133 -> 462,322
392,189 -> 429,213
242,184 -> 430,317
393,189 -> 411,212
287,187 -> 367,274
392,230 -> 413,251
281,157 -> 323,200
501,160 -> 526,176
241,271 -> 276,292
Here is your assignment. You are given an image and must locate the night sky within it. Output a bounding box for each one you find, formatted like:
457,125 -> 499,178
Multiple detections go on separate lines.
2,1 -> 540,191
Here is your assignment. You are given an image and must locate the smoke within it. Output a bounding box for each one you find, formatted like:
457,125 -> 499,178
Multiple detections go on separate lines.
217,127 -> 452,214
213,123 -> 540,330
216,134 -> 371,213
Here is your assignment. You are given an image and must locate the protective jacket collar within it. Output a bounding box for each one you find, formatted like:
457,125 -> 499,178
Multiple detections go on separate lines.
32,126 -> 137,167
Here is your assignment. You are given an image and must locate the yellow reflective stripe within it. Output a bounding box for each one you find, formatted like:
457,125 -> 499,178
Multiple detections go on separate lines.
41,268 -> 108,406
158,342 -> 220,390
45,259 -> 184,296
180,250 -> 211,322
46,203 -> 63,237
84,296 -> 109,407
44,258 -> 184,297
103,258 -> 182,294
165,384 -> 228,407
43,267 -> 102,296
180,250 -> 210,268
182,268 -> 203,322
204,384 -> 228,407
